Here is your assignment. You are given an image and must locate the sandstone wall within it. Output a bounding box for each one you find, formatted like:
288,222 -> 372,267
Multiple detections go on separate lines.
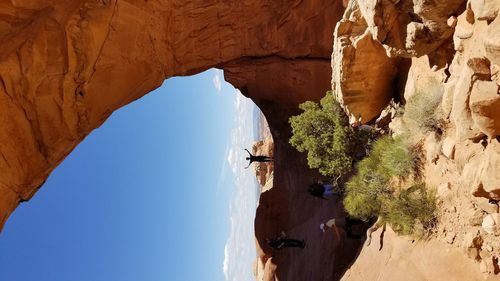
332,0 -> 500,279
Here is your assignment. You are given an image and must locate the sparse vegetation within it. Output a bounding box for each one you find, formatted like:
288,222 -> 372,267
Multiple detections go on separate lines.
343,136 -> 436,236
383,183 -> 436,236
289,92 -> 356,179
403,87 -> 444,134
289,91 -> 437,237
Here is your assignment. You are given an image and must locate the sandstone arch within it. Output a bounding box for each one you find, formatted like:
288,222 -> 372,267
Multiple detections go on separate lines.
0,0 -> 344,233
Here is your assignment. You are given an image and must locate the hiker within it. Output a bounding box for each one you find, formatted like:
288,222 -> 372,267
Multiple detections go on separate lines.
320,217 -> 365,239
266,232 -> 305,250
244,148 -> 273,169
308,181 -> 340,199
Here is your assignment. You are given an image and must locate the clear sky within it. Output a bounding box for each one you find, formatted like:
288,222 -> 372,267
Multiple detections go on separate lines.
0,69 -> 259,281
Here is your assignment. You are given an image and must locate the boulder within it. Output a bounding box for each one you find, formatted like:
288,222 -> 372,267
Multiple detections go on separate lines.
470,0 -> 499,21
469,80 -> 500,139
451,58 -> 496,141
469,210 -> 486,226
485,17 -> 500,65
464,142 -> 500,200
332,26 -> 397,123
482,214 -> 500,235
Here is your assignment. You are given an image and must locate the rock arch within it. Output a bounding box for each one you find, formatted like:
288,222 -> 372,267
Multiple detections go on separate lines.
0,0 -> 344,232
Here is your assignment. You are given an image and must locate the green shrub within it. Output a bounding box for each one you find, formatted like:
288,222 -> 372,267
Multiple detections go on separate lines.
289,92 -> 355,178
383,184 -> 437,236
373,136 -> 415,179
344,136 -> 436,236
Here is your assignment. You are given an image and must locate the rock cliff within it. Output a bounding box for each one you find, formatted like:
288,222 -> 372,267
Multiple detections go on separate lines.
332,0 -> 500,280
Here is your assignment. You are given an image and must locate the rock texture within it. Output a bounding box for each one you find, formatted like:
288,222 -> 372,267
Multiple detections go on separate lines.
342,227 -> 499,281
332,0 -> 464,123
333,0 -> 500,279
0,0 -> 344,229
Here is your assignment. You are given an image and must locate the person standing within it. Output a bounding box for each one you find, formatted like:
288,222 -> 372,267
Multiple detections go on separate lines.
244,148 -> 273,168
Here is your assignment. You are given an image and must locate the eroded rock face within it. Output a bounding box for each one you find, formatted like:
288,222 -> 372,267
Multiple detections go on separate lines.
464,141 -> 500,200
469,80 -> 500,139
334,0 -> 500,280
0,0 -> 344,229
332,0 -> 465,124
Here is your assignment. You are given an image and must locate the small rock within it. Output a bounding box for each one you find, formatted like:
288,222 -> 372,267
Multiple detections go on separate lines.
449,206 -> 457,213
467,57 -> 491,80
482,214 -> 500,235
470,210 -> 485,226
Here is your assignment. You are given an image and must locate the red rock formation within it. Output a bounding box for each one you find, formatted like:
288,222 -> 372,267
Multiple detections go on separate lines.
0,0 -> 345,229
333,0 -> 500,279
332,0 -> 464,123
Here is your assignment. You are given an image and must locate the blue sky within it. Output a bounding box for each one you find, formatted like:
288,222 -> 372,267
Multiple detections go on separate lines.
0,69 -> 258,281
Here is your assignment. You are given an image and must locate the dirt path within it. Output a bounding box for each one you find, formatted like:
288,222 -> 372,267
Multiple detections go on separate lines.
254,101 -> 365,281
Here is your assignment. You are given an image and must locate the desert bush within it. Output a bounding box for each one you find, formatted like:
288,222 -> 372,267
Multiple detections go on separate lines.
383,184 -> 437,236
344,136 -> 436,236
403,87 -> 444,134
289,92 -> 355,178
